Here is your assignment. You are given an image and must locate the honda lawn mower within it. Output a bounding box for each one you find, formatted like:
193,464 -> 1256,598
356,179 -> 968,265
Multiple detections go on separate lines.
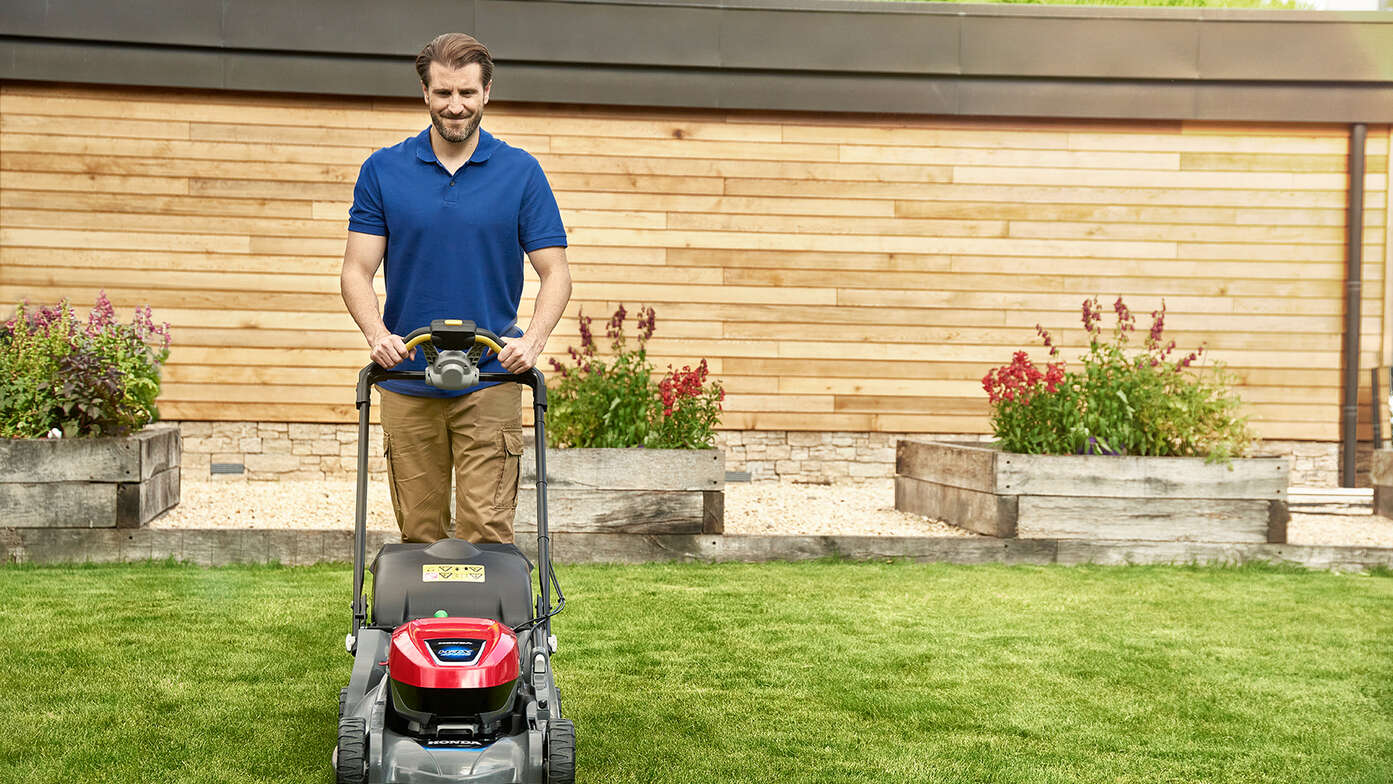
335,319 -> 574,784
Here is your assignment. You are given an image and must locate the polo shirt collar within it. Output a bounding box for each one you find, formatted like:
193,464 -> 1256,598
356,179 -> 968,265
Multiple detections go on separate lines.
413,127 -> 500,166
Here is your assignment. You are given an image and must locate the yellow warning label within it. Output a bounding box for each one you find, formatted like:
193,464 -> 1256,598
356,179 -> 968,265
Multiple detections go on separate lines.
422,564 -> 486,583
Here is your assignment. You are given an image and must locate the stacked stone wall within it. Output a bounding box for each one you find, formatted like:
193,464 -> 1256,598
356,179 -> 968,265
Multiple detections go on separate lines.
176,422 -> 1345,487
180,421 -> 385,481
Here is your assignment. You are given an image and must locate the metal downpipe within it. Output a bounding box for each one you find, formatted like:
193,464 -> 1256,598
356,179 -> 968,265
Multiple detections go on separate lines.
1341,123 -> 1367,488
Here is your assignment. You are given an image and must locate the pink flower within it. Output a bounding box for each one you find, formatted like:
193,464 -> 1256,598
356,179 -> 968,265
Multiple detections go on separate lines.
636,306 -> 656,343
1147,300 -> 1166,347
87,290 -> 117,336
1036,324 -> 1059,357
1114,297 -> 1134,332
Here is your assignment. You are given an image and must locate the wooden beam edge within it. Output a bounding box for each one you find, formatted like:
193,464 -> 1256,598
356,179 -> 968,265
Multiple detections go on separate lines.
4,528 -> 1392,571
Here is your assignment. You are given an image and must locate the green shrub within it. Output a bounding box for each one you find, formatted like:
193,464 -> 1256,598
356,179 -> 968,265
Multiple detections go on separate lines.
547,305 -> 724,449
1,293 -> 172,438
982,297 -> 1253,461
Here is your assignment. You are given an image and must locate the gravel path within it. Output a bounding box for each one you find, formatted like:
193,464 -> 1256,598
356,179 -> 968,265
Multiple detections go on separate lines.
152,478 -> 1393,548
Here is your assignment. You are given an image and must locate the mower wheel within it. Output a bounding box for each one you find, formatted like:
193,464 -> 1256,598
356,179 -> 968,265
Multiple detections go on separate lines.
545,718 -> 576,784
336,717 -> 368,784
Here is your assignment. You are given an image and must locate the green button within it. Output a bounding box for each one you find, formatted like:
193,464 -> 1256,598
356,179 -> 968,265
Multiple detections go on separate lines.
434,610 -> 448,618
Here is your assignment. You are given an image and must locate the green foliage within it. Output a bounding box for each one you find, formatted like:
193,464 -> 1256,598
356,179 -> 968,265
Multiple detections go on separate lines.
0,292 -> 171,439
547,305 -> 724,449
983,297 -> 1255,460
653,359 -> 725,449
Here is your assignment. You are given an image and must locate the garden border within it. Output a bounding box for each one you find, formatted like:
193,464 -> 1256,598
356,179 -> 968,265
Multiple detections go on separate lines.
3,528 -> 1391,572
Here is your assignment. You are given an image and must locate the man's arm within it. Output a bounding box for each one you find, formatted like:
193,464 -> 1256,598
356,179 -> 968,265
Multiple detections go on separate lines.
340,230 -> 414,368
497,246 -> 572,373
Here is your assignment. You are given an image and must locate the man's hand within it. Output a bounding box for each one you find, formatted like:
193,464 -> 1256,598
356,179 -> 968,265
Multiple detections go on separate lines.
497,337 -> 542,374
370,332 -> 415,369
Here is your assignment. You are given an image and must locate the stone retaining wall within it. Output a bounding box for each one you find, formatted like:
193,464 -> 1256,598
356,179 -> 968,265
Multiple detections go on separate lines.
174,421 -> 1347,487
179,421 -> 385,481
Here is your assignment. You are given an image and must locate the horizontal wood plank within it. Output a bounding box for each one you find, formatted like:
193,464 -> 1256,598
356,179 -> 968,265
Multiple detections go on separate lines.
515,489 -> 706,534
996,453 -> 1290,499
1016,497 -> 1272,543
0,483 -> 117,528
520,449 -> 723,491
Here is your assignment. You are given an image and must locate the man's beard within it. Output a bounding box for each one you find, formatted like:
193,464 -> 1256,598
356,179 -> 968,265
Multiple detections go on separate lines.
431,108 -> 483,144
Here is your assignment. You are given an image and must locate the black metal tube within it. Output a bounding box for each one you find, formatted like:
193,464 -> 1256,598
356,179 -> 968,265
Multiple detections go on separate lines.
1342,123 -> 1367,488
529,368 -> 553,638
351,381 -> 372,636
1373,367 -> 1384,450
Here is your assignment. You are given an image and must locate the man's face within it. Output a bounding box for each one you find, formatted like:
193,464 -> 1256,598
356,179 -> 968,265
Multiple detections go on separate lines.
422,61 -> 491,144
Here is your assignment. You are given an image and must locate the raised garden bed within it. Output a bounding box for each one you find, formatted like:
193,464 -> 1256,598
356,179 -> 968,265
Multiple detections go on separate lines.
0,423 -> 181,528
1372,449 -> 1393,518
895,440 -> 1289,544
517,448 -> 724,535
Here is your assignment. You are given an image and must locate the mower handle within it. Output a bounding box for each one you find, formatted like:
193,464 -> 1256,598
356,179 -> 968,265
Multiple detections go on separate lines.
349,323 -> 555,643
401,322 -> 506,356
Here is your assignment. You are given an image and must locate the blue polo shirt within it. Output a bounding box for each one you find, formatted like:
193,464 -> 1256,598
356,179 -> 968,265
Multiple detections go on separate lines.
348,127 -> 567,397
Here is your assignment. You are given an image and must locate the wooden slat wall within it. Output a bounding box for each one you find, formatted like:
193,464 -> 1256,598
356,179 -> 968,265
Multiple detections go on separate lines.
2,83 -> 1388,441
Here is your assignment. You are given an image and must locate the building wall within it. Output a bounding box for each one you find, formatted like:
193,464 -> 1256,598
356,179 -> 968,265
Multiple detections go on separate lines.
2,82 -> 1390,442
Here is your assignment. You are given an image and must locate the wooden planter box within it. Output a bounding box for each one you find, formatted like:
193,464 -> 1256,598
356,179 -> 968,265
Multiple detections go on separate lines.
0,423 -> 181,528
1372,450 -> 1393,517
895,440 -> 1289,543
517,448 -> 724,535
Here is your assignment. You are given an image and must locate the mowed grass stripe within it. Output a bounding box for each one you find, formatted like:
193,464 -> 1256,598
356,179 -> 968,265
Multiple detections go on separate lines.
0,561 -> 1387,783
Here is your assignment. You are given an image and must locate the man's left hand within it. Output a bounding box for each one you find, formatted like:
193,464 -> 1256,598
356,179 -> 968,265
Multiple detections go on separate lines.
497,336 -> 542,373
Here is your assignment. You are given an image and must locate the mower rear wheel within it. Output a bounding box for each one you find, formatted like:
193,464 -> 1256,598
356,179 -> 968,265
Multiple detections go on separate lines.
546,718 -> 575,784
336,716 -> 368,784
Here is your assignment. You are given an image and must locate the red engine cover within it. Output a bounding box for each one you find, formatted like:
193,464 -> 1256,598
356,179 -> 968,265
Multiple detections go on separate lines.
389,618 -> 519,690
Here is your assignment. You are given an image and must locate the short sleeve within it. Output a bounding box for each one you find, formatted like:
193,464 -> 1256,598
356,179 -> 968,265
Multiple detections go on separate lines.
348,157 -> 387,236
518,159 -> 567,253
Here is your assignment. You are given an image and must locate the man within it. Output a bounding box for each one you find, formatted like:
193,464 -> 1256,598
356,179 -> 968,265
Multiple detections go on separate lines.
340,33 -> 572,545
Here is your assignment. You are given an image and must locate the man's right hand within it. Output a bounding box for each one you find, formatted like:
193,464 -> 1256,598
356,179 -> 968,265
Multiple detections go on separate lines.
369,332 -> 415,368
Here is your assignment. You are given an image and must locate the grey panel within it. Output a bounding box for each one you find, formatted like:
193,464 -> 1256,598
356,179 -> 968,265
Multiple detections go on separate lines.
958,78 -> 1197,121
221,0 -> 474,56
716,70 -> 957,115
6,40 -> 1393,123
719,8 -> 959,74
962,17 -> 1199,80
501,63 -> 958,115
0,38 -> 226,90
475,0 -> 720,67
3,0 -> 224,47
0,1 -> 47,35
224,52 -> 420,98
496,63 -> 724,108
1199,20 -> 1393,82
1194,81 -> 1393,123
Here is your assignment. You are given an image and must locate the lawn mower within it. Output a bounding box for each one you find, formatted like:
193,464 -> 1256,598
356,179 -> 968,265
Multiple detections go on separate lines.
335,319 -> 573,784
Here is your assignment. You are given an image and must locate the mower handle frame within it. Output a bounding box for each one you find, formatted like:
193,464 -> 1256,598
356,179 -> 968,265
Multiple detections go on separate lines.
349,359 -> 554,643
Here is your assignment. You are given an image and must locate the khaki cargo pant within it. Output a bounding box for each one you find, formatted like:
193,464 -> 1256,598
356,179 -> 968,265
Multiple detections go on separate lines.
379,383 -> 524,544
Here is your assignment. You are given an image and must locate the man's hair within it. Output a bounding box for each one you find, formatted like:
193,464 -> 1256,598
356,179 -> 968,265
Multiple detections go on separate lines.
416,33 -> 494,87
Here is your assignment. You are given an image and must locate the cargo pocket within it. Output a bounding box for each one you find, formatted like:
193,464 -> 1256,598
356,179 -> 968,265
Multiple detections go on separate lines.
384,433 -> 405,527
492,429 -> 524,511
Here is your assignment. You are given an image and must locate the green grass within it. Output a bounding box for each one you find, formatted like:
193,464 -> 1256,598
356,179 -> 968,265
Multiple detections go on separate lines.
0,561 -> 1388,783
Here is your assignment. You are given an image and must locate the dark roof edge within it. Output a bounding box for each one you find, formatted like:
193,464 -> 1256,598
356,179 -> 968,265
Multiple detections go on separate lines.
564,0 -> 1393,21
2,0 -> 1391,124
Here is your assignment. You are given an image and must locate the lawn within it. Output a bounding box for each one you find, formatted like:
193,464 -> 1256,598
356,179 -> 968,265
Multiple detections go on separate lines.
0,560 -> 1388,783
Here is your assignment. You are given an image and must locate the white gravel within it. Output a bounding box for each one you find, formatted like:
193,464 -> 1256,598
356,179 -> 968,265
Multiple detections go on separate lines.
150,478 -> 1393,548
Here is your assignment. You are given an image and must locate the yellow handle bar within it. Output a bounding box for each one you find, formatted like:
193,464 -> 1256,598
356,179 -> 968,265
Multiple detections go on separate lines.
402,333 -> 505,354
